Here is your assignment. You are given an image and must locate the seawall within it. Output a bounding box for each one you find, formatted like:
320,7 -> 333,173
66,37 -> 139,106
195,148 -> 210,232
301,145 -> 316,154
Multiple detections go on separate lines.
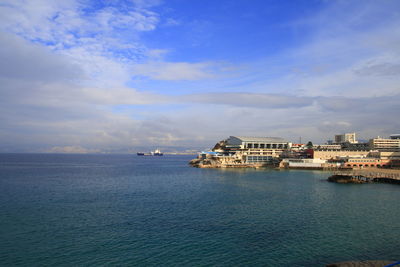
328,168 -> 400,184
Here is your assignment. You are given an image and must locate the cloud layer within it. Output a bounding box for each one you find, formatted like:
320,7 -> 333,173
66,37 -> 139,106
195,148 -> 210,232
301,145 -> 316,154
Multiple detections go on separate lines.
0,0 -> 399,152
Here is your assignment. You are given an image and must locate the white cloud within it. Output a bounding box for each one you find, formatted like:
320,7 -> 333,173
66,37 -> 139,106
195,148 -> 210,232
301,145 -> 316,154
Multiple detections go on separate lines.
132,61 -> 217,80
182,93 -> 314,109
354,62 -> 400,76
45,146 -> 100,154
81,87 -> 168,105
0,5 -> 171,152
0,32 -> 83,82
0,0 -> 399,152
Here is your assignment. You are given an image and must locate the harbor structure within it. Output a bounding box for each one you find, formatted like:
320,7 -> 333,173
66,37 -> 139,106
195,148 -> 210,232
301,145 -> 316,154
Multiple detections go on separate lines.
190,132 -> 400,169
221,136 -> 290,162
190,136 -> 291,168
328,168 -> 400,184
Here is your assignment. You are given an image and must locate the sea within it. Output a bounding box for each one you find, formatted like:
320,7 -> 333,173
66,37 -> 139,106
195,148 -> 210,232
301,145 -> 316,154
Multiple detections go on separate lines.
0,154 -> 399,266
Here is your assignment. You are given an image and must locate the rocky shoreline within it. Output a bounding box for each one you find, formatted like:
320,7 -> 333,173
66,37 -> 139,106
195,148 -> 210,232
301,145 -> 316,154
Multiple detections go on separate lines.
189,157 -> 275,168
328,175 -> 367,184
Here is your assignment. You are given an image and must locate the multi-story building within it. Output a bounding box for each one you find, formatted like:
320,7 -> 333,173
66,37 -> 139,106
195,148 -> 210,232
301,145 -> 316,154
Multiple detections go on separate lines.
194,136 -> 292,167
313,150 -> 370,160
369,137 -> 400,151
222,136 -> 291,164
316,144 -> 342,150
334,133 -> 357,144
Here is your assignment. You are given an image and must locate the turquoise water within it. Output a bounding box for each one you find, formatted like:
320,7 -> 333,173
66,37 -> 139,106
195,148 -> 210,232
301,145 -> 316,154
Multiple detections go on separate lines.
0,154 -> 399,266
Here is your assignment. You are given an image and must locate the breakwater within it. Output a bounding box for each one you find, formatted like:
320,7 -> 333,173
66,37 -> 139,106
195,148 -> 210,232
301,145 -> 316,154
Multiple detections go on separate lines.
328,169 -> 400,184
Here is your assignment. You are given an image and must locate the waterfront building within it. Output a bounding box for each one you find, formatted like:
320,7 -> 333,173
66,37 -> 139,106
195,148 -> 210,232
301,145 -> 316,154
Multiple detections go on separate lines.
192,136 -> 291,167
371,151 -> 400,167
313,149 -> 370,160
287,143 -> 304,151
222,136 -> 291,164
280,158 -> 333,169
225,136 -> 290,150
369,137 -> 400,151
344,158 -> 390,168
376,151 -> 400,160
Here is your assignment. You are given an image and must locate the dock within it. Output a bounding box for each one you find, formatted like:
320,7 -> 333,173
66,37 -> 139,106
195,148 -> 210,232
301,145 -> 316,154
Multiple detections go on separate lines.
328,168 -> 400,184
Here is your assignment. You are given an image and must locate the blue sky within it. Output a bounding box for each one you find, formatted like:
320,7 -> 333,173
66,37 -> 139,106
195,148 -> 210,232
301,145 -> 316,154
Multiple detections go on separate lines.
0,0 -> 400,152
142,0 -> 320,61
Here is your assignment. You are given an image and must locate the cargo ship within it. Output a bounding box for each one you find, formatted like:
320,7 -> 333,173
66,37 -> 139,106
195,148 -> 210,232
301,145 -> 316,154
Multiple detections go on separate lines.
151,149 -> 163,156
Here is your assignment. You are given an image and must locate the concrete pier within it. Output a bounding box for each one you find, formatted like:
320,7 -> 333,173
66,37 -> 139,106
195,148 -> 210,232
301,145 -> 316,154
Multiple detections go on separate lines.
328,168 -> 400,184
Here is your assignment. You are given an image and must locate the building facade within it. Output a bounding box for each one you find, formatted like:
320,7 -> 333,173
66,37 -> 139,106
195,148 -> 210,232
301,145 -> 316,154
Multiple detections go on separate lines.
344,158 -> 390,168
224,136 -> 291,163
313,150 -> 370,160
369,137 -> 400,151
196,136 -> 293,167
334,133 -> 357,144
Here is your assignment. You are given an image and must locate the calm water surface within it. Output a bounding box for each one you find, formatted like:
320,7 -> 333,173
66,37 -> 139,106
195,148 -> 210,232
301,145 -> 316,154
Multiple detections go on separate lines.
0,154 -> 399,266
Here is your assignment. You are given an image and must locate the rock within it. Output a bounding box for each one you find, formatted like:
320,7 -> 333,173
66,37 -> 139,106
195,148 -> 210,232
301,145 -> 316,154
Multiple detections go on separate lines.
328,175 -> 366,184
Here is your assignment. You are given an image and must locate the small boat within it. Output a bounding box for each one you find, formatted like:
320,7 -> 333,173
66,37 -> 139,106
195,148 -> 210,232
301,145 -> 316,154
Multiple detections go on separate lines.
137,149 -> 163,156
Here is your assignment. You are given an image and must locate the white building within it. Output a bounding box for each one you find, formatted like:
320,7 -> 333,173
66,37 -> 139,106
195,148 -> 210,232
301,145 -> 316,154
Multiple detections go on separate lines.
281,158 -> 330,169
220,136 -> 291,164
369,137 -> 400,151
334,133 -> 357,144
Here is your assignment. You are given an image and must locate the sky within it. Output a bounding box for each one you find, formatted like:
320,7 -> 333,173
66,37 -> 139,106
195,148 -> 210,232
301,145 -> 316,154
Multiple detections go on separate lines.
0,0 -> 400,153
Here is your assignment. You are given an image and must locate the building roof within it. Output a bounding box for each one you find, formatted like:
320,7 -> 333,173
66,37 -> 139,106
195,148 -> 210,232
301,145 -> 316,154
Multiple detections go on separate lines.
390,134 -> 400,139
229,136 -> 287,143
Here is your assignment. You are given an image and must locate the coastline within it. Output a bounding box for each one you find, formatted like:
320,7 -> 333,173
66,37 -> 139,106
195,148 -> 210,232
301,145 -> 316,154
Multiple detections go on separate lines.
190,155 -> 400,185
327,168 -> 400,184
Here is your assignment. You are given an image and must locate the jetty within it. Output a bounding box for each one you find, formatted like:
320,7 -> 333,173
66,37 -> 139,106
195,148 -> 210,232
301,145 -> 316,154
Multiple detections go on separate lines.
328,168 -> 400,184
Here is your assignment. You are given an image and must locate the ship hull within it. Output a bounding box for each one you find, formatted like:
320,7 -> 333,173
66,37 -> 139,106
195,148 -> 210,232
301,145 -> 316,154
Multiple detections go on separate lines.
136,152 -> 163,156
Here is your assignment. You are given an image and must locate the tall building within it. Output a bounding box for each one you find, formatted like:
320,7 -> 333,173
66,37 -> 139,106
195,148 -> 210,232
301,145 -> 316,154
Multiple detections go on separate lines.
334,133 -> 357,144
